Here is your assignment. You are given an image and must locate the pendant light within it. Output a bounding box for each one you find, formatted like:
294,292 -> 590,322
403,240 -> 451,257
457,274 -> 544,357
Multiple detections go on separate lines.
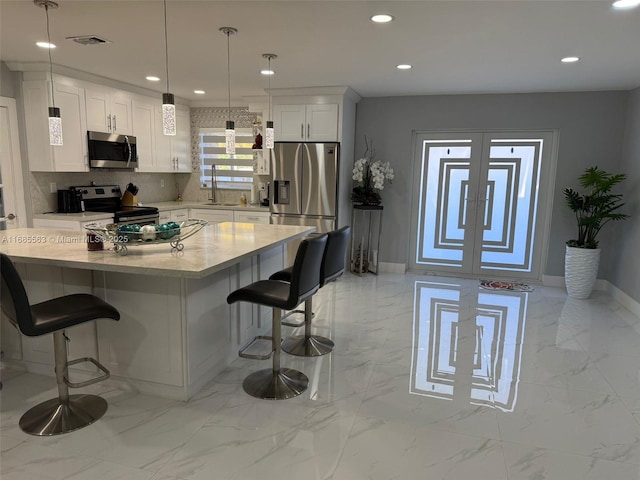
262,53 -> 277,149
35,0 -> 62,146
220,27 -> 237,154
161,0 -> 176,135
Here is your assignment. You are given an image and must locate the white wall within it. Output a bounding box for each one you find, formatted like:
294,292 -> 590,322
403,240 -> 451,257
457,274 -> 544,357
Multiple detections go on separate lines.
610,87 -> 640,302
354,91 -> 629,278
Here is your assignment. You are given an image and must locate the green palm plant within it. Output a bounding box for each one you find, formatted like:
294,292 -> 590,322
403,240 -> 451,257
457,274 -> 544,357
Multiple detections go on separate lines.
563,166 -> 628,248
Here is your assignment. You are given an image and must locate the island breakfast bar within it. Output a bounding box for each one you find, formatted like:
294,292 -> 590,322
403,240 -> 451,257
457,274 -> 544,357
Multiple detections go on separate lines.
0,222 -> 315,400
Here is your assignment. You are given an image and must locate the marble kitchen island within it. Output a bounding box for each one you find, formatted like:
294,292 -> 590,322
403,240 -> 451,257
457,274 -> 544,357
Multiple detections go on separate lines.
0,222 -> 314,400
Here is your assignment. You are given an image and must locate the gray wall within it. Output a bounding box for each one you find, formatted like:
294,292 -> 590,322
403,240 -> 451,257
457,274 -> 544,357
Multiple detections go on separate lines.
0,61 -> 18,98
354,91 -> 629,278
610,87 -> 640,302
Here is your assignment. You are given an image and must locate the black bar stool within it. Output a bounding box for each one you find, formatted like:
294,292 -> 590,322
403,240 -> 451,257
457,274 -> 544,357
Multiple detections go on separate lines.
227,234 -> 327,400
270,226 -> 351,357
1,254 -> 120,436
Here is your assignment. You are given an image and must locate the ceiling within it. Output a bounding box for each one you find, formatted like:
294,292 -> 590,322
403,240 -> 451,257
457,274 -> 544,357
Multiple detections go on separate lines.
1,1 -> 639,104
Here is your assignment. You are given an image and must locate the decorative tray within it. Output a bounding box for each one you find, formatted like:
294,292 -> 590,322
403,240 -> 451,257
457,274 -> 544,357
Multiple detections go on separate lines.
84,219 -> 208,255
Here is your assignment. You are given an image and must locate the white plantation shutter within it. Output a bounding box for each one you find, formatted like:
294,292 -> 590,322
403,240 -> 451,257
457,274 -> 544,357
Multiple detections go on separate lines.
200,127 -> 253,189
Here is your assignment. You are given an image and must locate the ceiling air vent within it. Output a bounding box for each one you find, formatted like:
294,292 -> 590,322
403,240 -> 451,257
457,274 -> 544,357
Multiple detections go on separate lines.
66,35 -> 112,46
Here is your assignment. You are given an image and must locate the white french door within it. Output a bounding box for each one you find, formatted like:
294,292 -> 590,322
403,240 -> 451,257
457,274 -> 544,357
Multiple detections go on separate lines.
408,131 -> 556,280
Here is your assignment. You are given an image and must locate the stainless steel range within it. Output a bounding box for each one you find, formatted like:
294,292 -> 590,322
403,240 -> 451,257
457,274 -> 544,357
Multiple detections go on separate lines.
71,185 -> 159,225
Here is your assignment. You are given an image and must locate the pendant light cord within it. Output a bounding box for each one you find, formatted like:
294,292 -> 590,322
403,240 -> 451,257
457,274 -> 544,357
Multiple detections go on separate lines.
163,0 -> 170,93
226,31 -> 231,121
268,56 -> 271,122
45,4 -> 55,108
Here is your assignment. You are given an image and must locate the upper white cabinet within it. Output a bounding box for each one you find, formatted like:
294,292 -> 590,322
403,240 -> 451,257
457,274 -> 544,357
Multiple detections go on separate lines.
273,103 -> 338,142
153,104 -> 191,173
85,87 -> 133,135
134,98 -> 190,173
22,78 -> 89,172
132,96 -> 156,171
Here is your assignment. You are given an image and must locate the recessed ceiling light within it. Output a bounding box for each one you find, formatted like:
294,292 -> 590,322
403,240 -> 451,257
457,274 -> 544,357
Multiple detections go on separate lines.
397,64 -> 412,70
146,76 -> 160,82
612,0 -> 640,9
194,90 -> 205,95
561,57 -> 580,63
371,14 -> 394,23
36,41 -> 55,49
260,69 -> 275,76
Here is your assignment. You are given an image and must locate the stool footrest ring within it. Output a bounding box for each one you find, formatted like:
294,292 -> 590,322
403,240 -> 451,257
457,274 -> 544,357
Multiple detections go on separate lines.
64,357 -> 110,388
281,309 -> 315,327
238,335 -> 274,360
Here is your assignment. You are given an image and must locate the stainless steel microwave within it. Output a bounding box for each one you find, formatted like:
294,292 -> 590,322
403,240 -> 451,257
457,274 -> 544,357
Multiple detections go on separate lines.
87,131 -> 138,169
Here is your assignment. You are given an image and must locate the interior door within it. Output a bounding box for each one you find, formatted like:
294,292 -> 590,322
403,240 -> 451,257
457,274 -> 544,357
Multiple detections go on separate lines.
409,131 -> 555,280
0,97 -> 27,229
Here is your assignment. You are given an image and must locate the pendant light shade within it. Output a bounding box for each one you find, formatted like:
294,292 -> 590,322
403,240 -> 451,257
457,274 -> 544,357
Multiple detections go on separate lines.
48,106 -> 63,146
262,53 -> 277,149
220,27 -> 237,155
35,0 -> 63,146
161,0 -> 176,136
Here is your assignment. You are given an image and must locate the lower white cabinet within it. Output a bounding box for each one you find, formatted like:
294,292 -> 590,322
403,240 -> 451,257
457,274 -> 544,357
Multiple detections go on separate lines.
189,208 -> 233,224
158,208 -> 189,224
233,210 -> 270,224
33,217 -> 111,232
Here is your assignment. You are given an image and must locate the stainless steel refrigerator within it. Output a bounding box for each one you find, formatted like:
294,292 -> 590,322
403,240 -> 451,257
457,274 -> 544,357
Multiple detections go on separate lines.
270,142 -> 339,262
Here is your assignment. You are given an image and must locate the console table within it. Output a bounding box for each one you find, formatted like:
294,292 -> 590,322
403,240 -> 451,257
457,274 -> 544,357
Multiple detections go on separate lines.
350,205 -> 383,275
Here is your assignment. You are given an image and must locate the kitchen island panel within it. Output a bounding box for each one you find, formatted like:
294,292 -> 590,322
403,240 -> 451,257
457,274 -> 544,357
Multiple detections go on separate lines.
96,272 -> 185,388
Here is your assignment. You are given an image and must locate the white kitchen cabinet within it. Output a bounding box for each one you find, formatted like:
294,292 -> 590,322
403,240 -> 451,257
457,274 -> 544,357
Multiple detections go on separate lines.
33,217 -> 111,232
85,86 -> 133,135
22,79 -> 89,172
189,208 -> 233,224
154,104 -> 191,172
233,210 -> 270,224
273,103 -> 338,141
132,96 -> 156,172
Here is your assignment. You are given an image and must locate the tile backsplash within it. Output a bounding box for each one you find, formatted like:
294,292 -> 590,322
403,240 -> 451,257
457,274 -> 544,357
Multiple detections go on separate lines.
31,171 -> 184,214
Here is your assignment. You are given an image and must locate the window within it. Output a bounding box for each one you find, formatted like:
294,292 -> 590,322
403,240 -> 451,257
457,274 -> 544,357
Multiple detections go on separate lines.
199,128 -> 254,190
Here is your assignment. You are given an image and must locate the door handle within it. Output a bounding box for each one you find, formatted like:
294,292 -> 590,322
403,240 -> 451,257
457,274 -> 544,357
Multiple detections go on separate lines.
107,114 -> 112,131
113,115 -> 117,131
300,124 -> 304,139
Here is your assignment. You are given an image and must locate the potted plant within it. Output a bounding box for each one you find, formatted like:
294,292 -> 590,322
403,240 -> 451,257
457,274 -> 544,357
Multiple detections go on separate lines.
563,166 -> 628,299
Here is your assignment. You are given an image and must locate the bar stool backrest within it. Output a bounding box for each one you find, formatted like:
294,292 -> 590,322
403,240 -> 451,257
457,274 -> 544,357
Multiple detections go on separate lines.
288,234 -> 328,307
0,254 -> 35,336
320,226 -> 351,287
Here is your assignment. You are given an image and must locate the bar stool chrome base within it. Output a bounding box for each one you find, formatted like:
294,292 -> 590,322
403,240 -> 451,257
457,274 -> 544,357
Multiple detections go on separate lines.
242,368 -> 309,400
282,334 -> 334,357
19,394 -> 108,436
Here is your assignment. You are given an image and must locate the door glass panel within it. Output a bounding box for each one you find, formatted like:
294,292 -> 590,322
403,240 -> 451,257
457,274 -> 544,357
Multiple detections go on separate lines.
416,142 -> 472,268
479,140 -> 543,272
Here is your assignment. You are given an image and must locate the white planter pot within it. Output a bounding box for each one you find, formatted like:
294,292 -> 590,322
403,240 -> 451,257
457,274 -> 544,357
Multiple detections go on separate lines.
564,246 -> 600,299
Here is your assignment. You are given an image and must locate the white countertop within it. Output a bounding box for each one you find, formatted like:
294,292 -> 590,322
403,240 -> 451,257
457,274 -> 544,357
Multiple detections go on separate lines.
32,202 -> 270,221
0,223 -> 312,278
32,212 -> 115,221
150,201 -> 270,212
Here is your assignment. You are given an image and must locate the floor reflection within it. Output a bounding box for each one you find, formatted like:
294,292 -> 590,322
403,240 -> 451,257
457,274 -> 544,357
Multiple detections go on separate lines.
411,281 -> 528,411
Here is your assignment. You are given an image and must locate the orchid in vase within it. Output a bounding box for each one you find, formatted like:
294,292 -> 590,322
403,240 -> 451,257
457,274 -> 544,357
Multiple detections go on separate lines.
351,137 -> 394,206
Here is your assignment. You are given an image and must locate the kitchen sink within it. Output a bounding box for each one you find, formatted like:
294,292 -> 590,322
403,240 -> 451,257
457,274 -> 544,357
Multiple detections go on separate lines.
201,202 -> 240,206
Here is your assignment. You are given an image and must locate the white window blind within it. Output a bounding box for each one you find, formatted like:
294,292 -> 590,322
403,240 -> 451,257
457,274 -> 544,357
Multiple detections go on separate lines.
200,128 -> 254,189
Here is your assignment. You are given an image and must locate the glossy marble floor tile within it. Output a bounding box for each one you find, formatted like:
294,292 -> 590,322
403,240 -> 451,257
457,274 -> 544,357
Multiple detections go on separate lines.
2,273 -> 640,479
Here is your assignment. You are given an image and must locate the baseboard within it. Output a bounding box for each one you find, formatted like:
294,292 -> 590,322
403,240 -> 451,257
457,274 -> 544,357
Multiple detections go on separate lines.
378,262 -> 406,274
542,275 -> 608,292
605,282 -> 640,319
